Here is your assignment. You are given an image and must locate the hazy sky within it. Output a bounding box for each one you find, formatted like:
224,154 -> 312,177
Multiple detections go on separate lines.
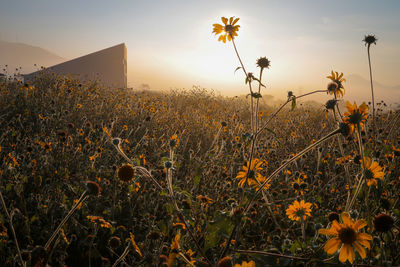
1,0 -> 399,100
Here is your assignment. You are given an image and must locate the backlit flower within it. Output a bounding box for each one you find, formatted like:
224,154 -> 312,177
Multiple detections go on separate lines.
343,101 -> 369,135
318,212 -> 372,264
327,71 -> 346,98
236,158 -> 266,189
213,17 -> 240,43
363,156 -> 384,187
286,200 -> 312,221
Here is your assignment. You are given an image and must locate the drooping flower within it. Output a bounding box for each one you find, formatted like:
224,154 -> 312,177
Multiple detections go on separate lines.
286,200 -> 312,221
343,101 -> 369,135
363,156 -> 384,187
327,71 -> 346,98
213,17 -> 240,43
318,212 -> 372,264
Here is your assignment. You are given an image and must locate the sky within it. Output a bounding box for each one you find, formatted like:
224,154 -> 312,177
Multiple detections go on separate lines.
1,0 -> 400,101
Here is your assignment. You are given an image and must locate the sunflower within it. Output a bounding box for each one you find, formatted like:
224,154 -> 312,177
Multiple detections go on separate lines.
318,212 -> 372,264
363,156 -> 384,187
249,174 -> 271,190
236,158 -> 265,188
286,200 -> 312,221
213,17 -> 240,43
343,101 -> 369,135
327,71 -> 346,98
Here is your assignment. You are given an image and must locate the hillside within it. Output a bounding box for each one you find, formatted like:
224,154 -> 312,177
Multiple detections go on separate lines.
0,41 -> 65,75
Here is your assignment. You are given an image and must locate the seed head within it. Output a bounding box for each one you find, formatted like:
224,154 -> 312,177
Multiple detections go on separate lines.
108,236 -> 121,248
117,164 -> 135,182
86,181 -> 101,196
256,57 -> 271,69
328,212 -> 340,222
373,213 -> 394,232
363,34 -> 378,46
325,99 -> 338,110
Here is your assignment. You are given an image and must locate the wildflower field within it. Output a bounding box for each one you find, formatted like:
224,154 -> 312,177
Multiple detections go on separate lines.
1,17 -> 400,267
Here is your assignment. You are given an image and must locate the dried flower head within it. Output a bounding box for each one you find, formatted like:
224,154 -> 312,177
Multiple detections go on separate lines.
328,212 -> 340,222
117,164 -> 135,182
325,99 -> 338,110
363,34 -> 378,46
373,213 -> 394,232
108,236 -> 121,248
86,181 -> 101,196
256,57 -> 271,69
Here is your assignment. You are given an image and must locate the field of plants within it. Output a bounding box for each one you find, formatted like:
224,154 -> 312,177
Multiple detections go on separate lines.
1,16 -> 400,267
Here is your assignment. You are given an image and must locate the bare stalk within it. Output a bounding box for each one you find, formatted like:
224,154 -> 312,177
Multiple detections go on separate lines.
0,189 -> 25,267
45,191 -> 88,250
112,242 -> 131,267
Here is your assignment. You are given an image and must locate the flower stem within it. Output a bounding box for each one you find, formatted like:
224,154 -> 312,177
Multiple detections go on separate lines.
0,188 -> 25,267
45,191 -> 88,250
367,44 -> 375,123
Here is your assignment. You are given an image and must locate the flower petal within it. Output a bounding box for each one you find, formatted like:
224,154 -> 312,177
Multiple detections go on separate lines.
318,228 -> 338,236
353,219 -> 367,230
341,212 -> 353,226
339,244 -> 354,264
324,238 -> 342,254
353,241 -> 366,259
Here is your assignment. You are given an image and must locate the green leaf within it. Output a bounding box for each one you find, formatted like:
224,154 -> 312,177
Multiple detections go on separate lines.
291,97 -> 296,110
234,66 -> 242,74
204,212 -> 233,251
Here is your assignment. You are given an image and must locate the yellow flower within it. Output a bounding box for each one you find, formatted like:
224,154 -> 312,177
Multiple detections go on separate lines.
286,200 -> 312,221
343,101 -> 369,135
236,158 -> 267,189
291,177 -> 308,195
235,261 -> 255,267
327,71 -> 346,98
318,212 -> 372,264
129,232 -> 143,257
168,233 -> 181,267
213,16 -> 240,43
363,156 -> 384,187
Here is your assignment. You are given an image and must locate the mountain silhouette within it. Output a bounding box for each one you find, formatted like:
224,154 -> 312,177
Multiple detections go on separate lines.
0,41 -> 65,75
344,74 -> 400,106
